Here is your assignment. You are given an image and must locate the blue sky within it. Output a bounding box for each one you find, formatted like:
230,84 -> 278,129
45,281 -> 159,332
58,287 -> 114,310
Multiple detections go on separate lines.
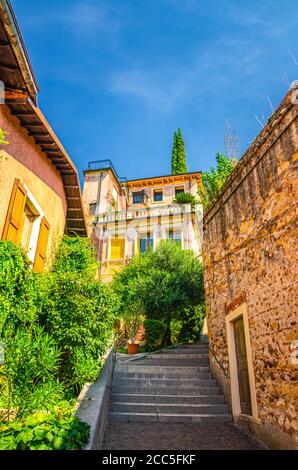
13,0 -> 298,182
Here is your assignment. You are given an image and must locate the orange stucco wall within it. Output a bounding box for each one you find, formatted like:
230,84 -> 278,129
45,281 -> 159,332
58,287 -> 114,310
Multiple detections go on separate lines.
0,105 -> 67,265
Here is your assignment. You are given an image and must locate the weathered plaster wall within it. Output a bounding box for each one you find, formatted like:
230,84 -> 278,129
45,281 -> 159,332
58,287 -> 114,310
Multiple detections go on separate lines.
203,92 -> 298,449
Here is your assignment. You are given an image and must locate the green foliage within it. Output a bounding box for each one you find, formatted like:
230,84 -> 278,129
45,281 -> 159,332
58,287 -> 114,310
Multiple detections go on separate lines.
52,235 -> 98,277
114,241 -> 205,347
178,304 -> 206,344
171,131 -> 178,175
41,238 -> 119,393
174,191 -> 199,208
198,152 -> 237,209
171,128 -> 188,175
0,411 -> 90,450
0,128 -> 9,145
0,241 -> 42,334
0,236 -> 118,436
144,319 -> 166,351
113,259 -> 145,343
0,326 -> 64,417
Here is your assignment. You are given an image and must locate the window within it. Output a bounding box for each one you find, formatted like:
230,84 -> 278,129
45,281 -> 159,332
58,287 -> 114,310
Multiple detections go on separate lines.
89,203 -> 97,216
112,186 -> 118,202
2,179 -> 50,273
110,237 -> 125,259
133,191 -> 145,204
153,190 -> 163,202
21,203 -> 38,252
168,229 -> 181,245
139,233 -> 153,254
175,186 -> 185,197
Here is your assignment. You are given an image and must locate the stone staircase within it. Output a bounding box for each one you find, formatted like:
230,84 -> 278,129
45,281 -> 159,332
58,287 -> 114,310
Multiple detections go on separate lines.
108,342 -> 232,423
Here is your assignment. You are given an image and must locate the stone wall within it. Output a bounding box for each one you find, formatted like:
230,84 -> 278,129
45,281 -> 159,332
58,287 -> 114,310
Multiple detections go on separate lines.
203,90 -> 298,449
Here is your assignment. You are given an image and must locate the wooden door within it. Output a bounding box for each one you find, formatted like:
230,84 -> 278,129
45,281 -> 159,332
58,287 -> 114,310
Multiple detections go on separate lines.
233,316 -> 252,415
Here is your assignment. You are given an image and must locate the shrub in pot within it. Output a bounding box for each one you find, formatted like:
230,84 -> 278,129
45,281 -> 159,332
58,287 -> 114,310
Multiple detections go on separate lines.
123,302 -> 144,354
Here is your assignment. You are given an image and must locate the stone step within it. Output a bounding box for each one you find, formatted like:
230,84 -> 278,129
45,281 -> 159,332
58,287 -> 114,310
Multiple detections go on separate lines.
165,348 -> 209,355
112,386 -> 220,395
111,393 -> 225,404
113,371 -> 212,380
177,344 -> 209,349
151,353 -> 209,359
133,359 -> 210,367
114,365 -> 210,374
110,402 -> 228,414
114,378 -> 216,387
108,412 -> 232,424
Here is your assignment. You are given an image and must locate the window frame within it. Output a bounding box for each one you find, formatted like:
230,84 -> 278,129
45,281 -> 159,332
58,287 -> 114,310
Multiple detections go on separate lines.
175,186 -> 185,197
132,191 -> 146,205
139,232 -> 153,254
153,189 -> 163,203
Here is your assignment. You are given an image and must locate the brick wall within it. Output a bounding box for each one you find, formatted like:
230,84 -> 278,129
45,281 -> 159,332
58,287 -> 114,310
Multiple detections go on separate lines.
203,90 -> 298,449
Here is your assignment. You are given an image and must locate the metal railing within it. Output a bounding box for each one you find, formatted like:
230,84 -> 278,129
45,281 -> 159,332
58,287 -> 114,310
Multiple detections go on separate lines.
208,344 -> 230,379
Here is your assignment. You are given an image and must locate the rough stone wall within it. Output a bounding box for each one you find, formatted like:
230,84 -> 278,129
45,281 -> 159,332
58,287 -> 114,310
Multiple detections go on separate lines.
203,91 -> 298,449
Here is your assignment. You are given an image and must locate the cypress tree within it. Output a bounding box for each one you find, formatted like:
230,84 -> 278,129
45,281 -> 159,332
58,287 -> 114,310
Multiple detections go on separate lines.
171,128 -> 188,175
171,131 -> 178,174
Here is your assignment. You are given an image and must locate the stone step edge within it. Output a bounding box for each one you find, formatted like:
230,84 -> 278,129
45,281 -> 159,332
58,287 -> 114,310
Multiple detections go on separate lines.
108,412 -> 231,418
111,394 -> 222,398
111,402 -> 227,408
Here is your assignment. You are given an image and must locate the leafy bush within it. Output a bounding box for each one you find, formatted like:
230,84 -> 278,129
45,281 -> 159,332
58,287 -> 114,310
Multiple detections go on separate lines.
174,192 -> 198,208
197,152 -> 237,209
178,304 -> 206,344
114,241 -> 205,346
144,319 -> 166,351
113,255 -> 147,343
40,236 -> 119,394
0,326 -> 64,418
0,411 -> 89,450
52,235 -> 98,277
0,241 -> 41,333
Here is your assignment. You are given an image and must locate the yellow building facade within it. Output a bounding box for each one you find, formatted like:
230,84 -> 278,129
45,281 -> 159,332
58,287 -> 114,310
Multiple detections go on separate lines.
83,160 -> 203,281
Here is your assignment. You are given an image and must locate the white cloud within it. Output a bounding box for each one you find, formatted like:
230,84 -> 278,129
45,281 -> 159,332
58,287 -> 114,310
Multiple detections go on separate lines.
107,34 -> 265,111
25,1 -> 120,36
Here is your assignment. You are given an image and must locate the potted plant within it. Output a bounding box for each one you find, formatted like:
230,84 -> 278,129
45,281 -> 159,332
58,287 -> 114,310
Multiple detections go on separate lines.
123,303 -> 144,354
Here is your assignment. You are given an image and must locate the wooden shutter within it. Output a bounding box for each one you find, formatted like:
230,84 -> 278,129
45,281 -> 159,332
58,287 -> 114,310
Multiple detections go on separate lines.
33,217 -> 50,273
2,179 -> 27,244
110,238 -> 125,259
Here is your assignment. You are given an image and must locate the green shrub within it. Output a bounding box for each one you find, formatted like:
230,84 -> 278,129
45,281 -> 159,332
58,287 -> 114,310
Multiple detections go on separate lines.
0,326 -> 64,417
170,319 -> 183,344
174,192 -> 198,208
0,241 -> 41,333
144,320 -> 166,351
0,411 -> 90,450
197,153 -> 237,209
115,241 -> 205,346
178,304 -> 206,344
52,235 -> 98,277
40,272 -> 119,394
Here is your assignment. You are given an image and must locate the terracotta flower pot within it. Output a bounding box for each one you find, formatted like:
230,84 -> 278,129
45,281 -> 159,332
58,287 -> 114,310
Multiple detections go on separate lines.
127,343 -> 140,355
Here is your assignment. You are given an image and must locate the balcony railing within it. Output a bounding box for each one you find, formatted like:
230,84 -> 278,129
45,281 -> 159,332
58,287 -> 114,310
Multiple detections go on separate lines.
86,160 -> 128,187
95,203 -> 201,224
